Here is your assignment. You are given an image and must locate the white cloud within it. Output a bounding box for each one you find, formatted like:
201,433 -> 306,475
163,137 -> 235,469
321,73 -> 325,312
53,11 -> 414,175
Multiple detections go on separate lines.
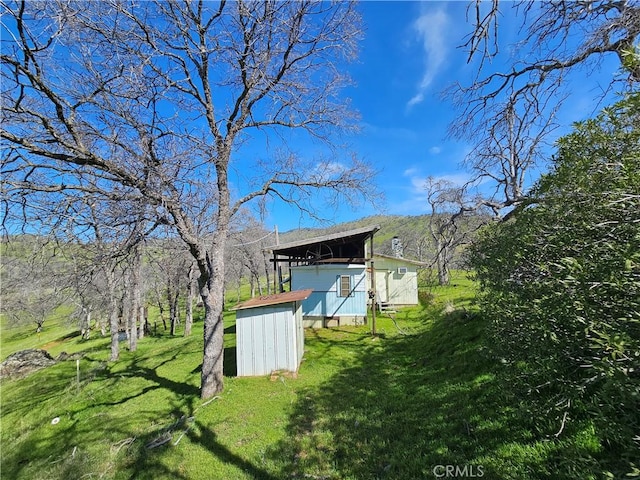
429,146 -> 442,155
427,172 -> 472,187
406,6 -> 450,109
389,170 -> 474,215
310,161 -> 347,182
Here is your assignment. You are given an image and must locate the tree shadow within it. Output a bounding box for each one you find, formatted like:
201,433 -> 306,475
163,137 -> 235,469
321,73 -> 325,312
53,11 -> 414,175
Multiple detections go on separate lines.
185,420 -> 277,480
267,311 -> 601,479
85,353 -> 200,407
124,395 -> 277,479
1,335 -> 282,480
223,346 -> 237,377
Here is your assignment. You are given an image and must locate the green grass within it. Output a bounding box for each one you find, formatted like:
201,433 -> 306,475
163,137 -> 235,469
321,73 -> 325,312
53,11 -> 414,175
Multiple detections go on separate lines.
1,272 -> 608,479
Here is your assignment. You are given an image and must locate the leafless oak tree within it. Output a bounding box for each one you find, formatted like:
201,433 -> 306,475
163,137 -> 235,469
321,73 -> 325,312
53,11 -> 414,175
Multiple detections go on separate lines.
425,177 -> 488,285
1,0 -> 374,398
448,0 -> 640,216
0,236 -> 65,333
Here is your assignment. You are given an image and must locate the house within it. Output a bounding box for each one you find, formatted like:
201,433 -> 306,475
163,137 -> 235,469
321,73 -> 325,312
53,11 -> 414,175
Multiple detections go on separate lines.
233,289 -> 313,376
370,254 -> 425,307
267,225 -> 379,328
291,264 -> 367,328
265,225 -> 425,327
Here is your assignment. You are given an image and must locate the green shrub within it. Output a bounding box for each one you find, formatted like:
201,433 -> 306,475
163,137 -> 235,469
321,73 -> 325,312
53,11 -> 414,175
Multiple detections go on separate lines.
469,93 -> 640,477
417,289 -> 435,306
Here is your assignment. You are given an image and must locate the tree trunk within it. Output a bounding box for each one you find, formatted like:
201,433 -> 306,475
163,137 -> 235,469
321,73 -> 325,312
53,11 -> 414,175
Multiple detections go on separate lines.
170,298 -> 176,336
184,264 -> 195,337
82,309 -> 91,340
200,279 -> 225,399
109,301 -> 120,361
138,305 -> 146,339
170,289 -> 180,336
129,248 -> 142,350
436,239 -> 450,286
107,270 -> 120,361
256,273 -> 263,296
263,251 -> 272,295
167,282 -> 176,335
200,191 -> 229,399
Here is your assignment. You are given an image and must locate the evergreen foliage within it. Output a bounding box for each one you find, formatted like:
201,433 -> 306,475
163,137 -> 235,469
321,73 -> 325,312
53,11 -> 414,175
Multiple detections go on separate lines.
470,94 -> 640,476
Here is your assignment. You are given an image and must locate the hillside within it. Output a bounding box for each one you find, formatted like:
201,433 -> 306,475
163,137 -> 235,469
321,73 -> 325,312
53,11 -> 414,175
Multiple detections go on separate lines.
1,275 -> 618,479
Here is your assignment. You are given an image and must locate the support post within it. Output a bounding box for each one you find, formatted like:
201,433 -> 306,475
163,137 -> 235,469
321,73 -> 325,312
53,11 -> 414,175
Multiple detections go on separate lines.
273,225 -> 279,293
369,234 -> 376,336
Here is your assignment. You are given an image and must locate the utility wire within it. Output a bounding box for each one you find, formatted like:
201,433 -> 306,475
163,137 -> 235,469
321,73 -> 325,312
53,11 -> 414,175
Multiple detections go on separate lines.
230,229 -> 274,247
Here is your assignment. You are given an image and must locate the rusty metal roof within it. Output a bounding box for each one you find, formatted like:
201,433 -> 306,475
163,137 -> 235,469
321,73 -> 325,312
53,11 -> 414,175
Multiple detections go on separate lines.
232,289 -> 314,310
265,224 -> 380,261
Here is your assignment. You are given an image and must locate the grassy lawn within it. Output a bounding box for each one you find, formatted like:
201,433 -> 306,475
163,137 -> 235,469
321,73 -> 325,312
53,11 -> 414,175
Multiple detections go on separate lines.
1,273 -> 605,479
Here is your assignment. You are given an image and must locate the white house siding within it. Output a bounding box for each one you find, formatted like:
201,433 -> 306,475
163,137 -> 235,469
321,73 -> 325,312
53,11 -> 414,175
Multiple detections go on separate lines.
291,264 -> 367,326
236,303 -> 303,376
371,256 -> 420,306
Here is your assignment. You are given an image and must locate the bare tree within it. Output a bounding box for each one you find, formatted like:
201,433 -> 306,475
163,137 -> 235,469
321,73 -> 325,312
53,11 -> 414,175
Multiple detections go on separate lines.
0,236 -> 65,333
228,217 -> 275,298
461,96 -> 561,216
146,237 -> 193,336
425,177 -> 489,285
448,0 -> 640,216
184,261 -> 196,337
74,199 -> 148,360
1,0 -> 374,398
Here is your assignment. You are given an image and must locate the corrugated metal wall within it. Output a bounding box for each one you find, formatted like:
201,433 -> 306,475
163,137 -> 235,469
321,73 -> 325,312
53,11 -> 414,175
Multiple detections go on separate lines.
236,303 -> 304,376
291,265 -> 367,316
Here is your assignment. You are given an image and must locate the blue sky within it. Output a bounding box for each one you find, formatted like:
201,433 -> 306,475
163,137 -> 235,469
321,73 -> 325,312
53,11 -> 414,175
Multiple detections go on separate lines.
1,1 -> 620,235
262,1 -> 475,231
255,1 -> 625,232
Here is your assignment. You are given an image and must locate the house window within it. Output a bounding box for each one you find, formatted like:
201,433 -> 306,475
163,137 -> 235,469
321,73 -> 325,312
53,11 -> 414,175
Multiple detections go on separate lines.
338,275 -> 352,297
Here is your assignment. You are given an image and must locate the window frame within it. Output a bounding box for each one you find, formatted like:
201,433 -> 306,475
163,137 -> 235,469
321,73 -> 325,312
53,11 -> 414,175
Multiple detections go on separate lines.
338,274 -> 352,297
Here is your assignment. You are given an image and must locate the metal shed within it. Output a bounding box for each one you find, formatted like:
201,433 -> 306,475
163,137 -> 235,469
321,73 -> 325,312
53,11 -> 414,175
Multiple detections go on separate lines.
233,289 -> 313,377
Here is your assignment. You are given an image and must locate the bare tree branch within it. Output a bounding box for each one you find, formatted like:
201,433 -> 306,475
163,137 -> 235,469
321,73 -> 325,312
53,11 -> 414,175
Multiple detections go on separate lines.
1,0 -> 373,399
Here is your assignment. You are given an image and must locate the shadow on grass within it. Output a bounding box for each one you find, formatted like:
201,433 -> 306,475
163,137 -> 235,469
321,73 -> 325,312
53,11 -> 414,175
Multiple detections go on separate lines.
1,330 -> 280,480
185,420 -> 277,480
223,346 -> 237,377
268,310 -> 601,480
0,359 -> 194,480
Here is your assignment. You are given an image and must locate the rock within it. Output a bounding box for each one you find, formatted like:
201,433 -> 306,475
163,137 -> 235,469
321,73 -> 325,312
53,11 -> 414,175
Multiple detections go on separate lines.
0,349 -> 56,379
55,351 -> 83,361
443,302 -> 456,314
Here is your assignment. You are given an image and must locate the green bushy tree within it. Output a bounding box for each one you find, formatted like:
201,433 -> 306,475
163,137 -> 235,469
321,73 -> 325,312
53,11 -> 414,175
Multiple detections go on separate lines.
470,94 -> 640,476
